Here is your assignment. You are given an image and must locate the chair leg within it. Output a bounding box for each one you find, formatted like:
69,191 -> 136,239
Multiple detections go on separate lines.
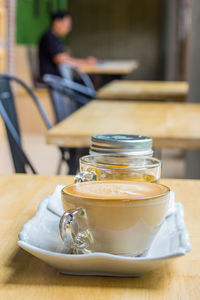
68,148 -> 90,175
57,149 -> 78,175
56,156 -> 63,174
57,148 -> 90,175
68,148 -> 78,175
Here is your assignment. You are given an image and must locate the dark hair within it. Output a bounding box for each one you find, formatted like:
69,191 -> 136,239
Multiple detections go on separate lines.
51,11 -> 71,24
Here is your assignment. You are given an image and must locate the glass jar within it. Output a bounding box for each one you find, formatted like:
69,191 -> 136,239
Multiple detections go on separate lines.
75,134 -> 160,183
75,154 -> 161,183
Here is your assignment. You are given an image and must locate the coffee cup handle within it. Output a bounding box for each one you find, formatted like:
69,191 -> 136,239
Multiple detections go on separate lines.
74,170 -> 97,183
59,208 -> 93,254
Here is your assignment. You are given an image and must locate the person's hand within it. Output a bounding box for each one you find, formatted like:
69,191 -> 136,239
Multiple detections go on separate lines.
86,56 -> 98,65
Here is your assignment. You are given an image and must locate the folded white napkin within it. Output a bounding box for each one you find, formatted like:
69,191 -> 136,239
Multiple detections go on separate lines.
47,185 -> 176,218
168,191 -> 175,216
47,185 -> 65,217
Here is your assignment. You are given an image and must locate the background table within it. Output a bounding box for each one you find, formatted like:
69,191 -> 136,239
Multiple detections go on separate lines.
46,100 -> 200,150
0,174 -> 199,300
97,80 -> 188,101
80,60 -> 139,89
80,60 -> 139,75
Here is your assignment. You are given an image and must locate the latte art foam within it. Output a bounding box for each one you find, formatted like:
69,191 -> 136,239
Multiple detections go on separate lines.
64,181 -> 168,200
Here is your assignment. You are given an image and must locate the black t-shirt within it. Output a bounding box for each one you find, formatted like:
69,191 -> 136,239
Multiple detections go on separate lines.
39,30 -> 64,78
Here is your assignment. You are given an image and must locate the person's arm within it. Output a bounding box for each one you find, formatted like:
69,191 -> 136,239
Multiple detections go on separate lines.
53,53 -> 97,68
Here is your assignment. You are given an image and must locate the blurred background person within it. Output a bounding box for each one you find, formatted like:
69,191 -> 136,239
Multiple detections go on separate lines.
38,11 -> 97,79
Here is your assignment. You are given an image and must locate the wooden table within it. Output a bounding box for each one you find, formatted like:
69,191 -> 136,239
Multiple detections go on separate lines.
0,174 -> 199,299
46,100 -> 200,150
80,60 -> 139,75
97,80 -> 188,101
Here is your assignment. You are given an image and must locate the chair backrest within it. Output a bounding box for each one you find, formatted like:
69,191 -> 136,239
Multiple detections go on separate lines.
48,88 -> 77,123
43,67 -> 96,123
0,74 -> 52,173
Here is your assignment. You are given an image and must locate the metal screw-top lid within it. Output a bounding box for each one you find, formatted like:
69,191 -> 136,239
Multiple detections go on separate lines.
90,134 -> 153,156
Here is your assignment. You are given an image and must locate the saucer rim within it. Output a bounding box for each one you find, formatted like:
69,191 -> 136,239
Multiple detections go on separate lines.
18,197 -> 191,261
17,240 -> 187,261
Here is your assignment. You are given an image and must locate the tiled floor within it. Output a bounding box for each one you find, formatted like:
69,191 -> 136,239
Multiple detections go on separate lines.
0,134 -> 61,175
161,149 -> 185,179
0,134 -> 185,178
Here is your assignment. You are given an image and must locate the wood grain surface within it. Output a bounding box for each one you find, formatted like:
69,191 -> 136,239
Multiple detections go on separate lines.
46,100 -> 200,150
0,174 -> 199,300
97,80 -> 188,100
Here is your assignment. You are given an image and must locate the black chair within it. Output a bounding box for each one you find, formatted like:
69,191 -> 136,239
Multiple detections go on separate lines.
0,73 -> 71,174
43,67 -> 96,174
43,67 -> 96,123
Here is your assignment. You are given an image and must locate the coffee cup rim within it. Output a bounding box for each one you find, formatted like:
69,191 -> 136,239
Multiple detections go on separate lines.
62,181 -> 170,203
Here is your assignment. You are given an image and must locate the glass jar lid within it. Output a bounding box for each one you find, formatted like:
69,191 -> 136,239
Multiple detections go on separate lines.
90,134 -> 153,155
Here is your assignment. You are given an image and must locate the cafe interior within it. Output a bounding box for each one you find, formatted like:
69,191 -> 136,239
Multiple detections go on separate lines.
0,0 -> 199,299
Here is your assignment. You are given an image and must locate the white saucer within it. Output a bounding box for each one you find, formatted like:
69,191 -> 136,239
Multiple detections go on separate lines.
18,197 -> 191,277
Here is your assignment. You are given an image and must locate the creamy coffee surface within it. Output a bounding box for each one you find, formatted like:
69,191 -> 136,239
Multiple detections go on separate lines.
64,181 -> 168,200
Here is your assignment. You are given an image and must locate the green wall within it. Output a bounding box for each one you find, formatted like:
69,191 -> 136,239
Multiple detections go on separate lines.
16,0 -> 68,45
